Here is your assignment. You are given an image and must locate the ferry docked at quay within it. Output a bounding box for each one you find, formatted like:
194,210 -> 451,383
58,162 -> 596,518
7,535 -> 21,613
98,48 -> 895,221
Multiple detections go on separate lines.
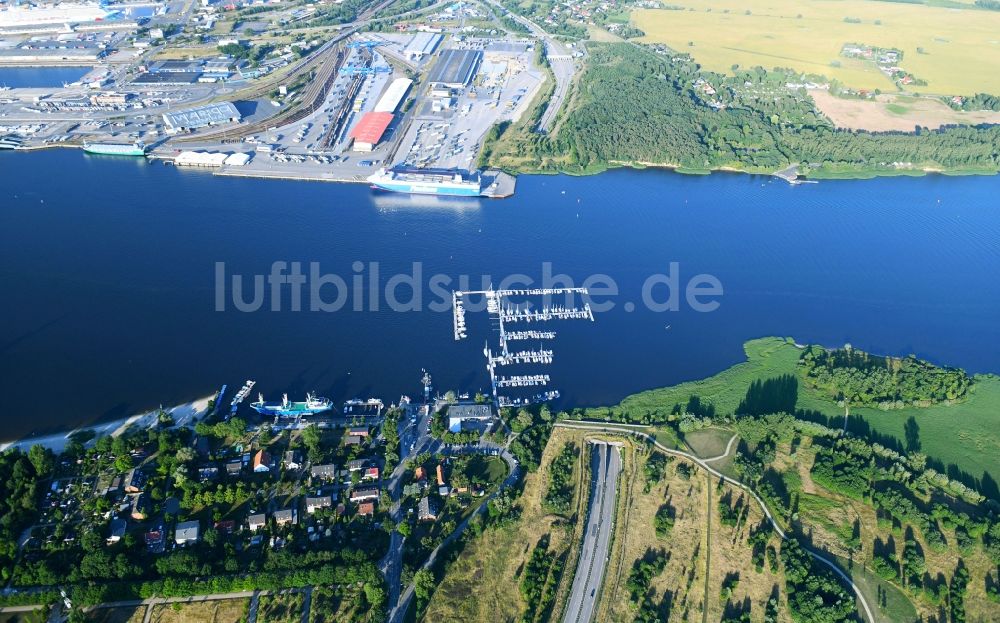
82,141 -> 148,157
367,167 -> 514,198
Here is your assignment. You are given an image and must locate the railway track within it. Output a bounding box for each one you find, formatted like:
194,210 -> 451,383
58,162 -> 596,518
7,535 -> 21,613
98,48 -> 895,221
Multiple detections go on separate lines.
174,0 -> 400,143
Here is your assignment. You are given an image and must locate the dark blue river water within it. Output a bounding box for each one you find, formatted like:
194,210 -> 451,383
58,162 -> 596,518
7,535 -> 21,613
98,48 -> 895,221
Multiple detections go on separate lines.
0,67 -> 90,89
1,149 -> 998,439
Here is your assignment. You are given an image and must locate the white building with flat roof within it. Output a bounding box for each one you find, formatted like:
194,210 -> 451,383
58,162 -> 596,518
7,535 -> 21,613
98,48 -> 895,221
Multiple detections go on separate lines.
374,78 -> 412,113
402,32 -> 441,61
162,101 -> 241,133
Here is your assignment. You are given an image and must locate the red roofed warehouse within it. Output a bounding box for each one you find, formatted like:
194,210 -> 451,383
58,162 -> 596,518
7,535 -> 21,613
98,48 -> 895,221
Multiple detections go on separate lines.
349,112 -> 393,152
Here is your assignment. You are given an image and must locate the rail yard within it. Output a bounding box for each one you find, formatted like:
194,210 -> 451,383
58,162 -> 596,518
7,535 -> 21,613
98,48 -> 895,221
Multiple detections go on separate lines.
0,0 -> 554,197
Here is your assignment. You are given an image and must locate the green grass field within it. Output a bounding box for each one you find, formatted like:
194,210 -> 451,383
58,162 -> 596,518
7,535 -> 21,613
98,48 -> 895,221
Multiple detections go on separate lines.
611,337 -> 804,416
681,427 -> 734,459
836,380 -> 1000,485
633,0 -> 1000,95
603,337 -> 1000,484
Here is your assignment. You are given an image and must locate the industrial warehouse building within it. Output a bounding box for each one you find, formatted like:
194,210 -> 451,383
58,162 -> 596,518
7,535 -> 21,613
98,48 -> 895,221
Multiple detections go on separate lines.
374,78 -> 412,113
162,101 -> 241,133
402,32 -> 441,61
427,48 -> 481,89
349,111 -> 394,151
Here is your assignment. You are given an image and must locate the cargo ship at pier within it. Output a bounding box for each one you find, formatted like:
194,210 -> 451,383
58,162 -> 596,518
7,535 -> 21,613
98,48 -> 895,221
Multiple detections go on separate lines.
251,392 -> 333,417
367,167 -> 482,197
82,141 -> 147,157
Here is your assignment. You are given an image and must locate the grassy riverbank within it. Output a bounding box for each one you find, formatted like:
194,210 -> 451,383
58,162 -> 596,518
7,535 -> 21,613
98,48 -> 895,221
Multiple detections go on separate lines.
586,337 -> 1000,487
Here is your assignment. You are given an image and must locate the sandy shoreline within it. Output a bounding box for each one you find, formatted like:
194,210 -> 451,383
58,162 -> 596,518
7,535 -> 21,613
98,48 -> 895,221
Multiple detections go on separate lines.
0,395 -> 214,454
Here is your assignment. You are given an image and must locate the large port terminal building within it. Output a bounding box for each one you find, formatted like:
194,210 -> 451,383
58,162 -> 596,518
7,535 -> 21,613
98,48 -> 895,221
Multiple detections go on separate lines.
427,49 -> 482,90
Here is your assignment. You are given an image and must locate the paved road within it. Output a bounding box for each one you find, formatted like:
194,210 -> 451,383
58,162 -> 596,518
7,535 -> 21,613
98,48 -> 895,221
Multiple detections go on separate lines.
482,0 -> 578,133
554,421 -> 876,623
379,403 -> 436,613
246,591 -> 261,623
387,440 -> 520,623
562,442 -> 621,623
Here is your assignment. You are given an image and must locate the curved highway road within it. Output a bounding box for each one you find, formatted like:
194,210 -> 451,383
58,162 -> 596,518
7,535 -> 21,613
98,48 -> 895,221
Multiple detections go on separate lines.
554,421 -> 876,623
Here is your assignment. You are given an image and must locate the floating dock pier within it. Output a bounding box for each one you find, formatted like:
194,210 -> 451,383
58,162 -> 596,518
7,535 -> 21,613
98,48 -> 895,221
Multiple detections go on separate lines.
452,286 -> 596,404
230,379 -> 256,416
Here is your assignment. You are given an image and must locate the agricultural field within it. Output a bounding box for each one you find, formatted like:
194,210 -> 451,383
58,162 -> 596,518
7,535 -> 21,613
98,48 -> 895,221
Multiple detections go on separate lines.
422,427 -> 592,622
632,0 -> 1000,95
810,90 -> 1000,130
147,598 -> 249,623
600,337 -> 1000,485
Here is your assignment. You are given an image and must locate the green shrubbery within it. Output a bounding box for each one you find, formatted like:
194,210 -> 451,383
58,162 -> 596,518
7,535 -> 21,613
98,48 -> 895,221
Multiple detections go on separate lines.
800,346 -> 971,408
542,443 -> 577,514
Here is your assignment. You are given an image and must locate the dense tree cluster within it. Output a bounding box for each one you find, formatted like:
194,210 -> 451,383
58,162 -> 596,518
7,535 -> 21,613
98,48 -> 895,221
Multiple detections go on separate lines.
653,502 -> 674,538
542,442 -> 577,514
810,444 -> 873,500
382,408 -> 401,473
625,549 -> 668,621
507,406 -> 557,472
946,93 -> 1000,111
800,346 -> 971,407
0,447 -> 53,582
642,453 -> 671,493
492,43 -> 1000,176
520,536 -> 563,622
779,538 -> 855,622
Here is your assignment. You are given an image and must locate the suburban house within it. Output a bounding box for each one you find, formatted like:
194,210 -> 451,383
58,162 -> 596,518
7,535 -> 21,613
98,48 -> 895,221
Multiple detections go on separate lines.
358,502 -> 375,517
252,450 -> 271,473
248,513 -> 267,531
225,460 -> 243,476
107,517 -> 127,544
349,487 -> 380,503
105,475 -> 124,497
438,485 -> 451,496
436,464 -> 446,486
344,435 -> 363,446
305,496 -> 333,514
310,464 -> 337,480
144,529 -> 165,552
198,466 -> 219,481
363,467 -> 380,481
283,450 -> 302,470
418,497 -> 439,522
130,493 -> 150,520
175,520 -> 200,546
213,520 -> 235,534
414,466 -> 426,481
274,508 -> 298,526
347,459 -> 366,472
347,426 -> 369,437
124,469 -> 146,494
